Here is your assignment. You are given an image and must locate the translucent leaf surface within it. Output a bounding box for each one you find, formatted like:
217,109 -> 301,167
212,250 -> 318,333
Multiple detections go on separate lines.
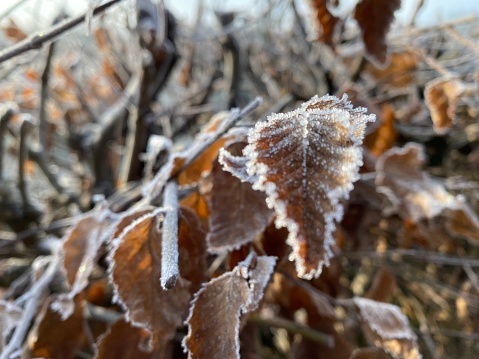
244,94 -> 375,278
354,297 -> 421,359
353,0 -> 401,66
424,76 -> 464,134
207,157 -> 273,253
183,253 -> 277,358
52,210 -> 115,319
108,210 -> 191,349
375,143 -> 458,222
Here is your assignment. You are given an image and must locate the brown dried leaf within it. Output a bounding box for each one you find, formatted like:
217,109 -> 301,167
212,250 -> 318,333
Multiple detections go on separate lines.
365,267 -> 396,303
244,94 -> 375,279
178,207 -> 208,292
365,51 -> 418,88
183,253 -> 276,358
445,199 -> 479,243
26,295 -> 86,359
354,297 -> 421,359
0,301 -> 22,352
376,143 -> 460,222
207,157 -> 273,253
53,210 -> 115,318
349,347 -> 389,359
95,318 -> 166,359
108,210 -> 191,349
354,0 -> 402,66
424,77 -> 464,134
364,104 -> 397,157
310,0 -> 341,47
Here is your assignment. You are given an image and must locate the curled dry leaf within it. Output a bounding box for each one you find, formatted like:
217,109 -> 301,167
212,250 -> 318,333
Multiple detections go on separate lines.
365,266 -> 397,303
310,0 -> 341,47
207,156 -> 273,253
376,143 -> 459,222
353,297 -> 421,359
183,252 -> 277,359
0,301 -> 22,352
108,210 -> 191,350
244,94 -> 375,279
52,209 -> 115,319
353,0 -> 402,67
424,76 -> 464,134
365,51 -> 418,88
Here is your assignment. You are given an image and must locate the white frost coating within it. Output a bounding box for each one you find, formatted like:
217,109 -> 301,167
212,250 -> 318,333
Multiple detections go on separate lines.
218,147 -> 254,183
161,181 -> 179,290
244,94 -> 375,279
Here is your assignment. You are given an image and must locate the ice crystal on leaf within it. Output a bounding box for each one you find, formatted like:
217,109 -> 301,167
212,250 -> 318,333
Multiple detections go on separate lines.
243,94 -> 375,279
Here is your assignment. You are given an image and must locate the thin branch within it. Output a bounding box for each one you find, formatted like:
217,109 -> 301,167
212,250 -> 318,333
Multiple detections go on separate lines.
38,42 -> 56,152
161,180 -> 179,290
248,314 -> 335,348
0,104 -> 17,180
18,116 -> 35,210
0,0 -> 124,65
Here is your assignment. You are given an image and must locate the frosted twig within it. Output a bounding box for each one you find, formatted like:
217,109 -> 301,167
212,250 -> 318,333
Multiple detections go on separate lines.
0,0 -> 124,65
160,180 -> 179,290
0,247 -> 62,359
172,96 -> 263,178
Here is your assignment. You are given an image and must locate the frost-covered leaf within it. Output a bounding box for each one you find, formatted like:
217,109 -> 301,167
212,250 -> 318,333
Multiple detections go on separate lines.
424,76 -> 464,134
183,252 -> 277,358
218,147 -> 253,183
353,297 -> 421,359
353,0 -> 401,66
207,157 -> 273,253
375,143 -> 460,222
310,0 -> 341,47
0,300 -> 22,352
108,210 -> 191,349
26,295 -> 86,359
244,94 -> 375,279
52,209 -> 115,319
94,318 -> 165,359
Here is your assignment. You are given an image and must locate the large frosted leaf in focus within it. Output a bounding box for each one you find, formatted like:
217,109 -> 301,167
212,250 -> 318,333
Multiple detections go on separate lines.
244,94 -> 375,279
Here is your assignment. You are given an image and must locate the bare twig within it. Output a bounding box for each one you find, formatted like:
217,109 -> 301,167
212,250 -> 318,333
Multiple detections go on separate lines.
0,104 -> 17,180
248,314 -> 335,348
0,0 -> 124,65
18,116 -> 36,210
161,180 -> 179,290
38,42 -> 55,152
